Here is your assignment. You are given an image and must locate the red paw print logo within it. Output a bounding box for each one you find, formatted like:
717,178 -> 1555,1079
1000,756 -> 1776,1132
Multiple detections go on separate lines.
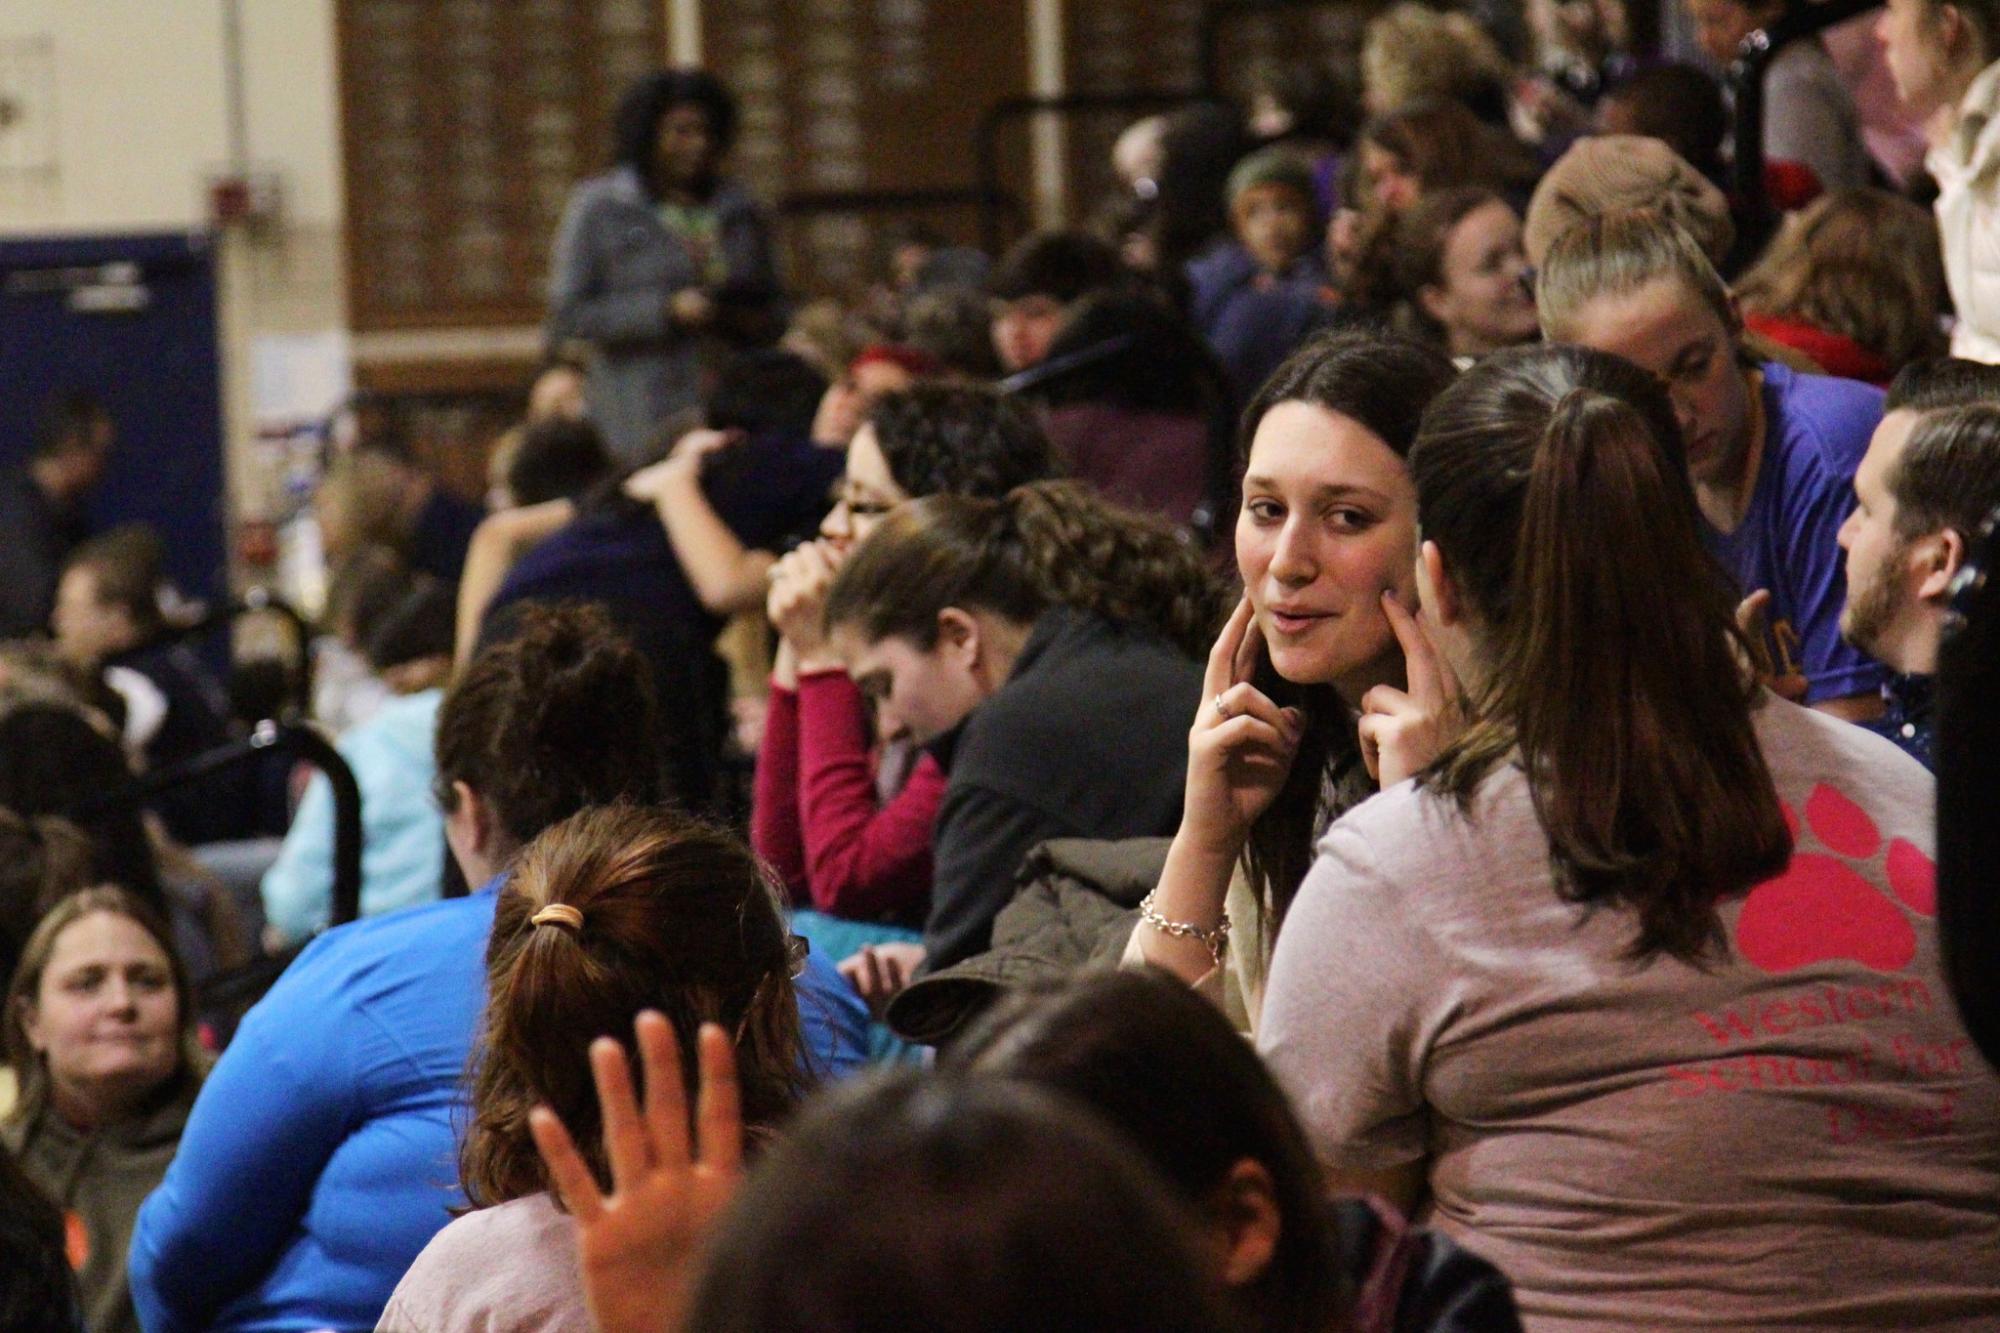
1736,785 -> 1936,975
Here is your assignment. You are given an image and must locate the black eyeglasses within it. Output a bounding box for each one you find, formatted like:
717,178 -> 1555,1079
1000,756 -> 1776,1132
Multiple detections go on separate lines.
837,492 -> 896,519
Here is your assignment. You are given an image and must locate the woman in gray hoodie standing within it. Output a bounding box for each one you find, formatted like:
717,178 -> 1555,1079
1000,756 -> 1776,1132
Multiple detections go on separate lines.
547,70 -> 784,465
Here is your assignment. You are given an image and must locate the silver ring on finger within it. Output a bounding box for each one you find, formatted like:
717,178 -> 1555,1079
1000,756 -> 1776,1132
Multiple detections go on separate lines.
1213,693 -> 1231,720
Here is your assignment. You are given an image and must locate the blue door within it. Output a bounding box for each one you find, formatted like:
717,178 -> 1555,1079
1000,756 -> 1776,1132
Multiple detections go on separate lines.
0,231 -> 228,605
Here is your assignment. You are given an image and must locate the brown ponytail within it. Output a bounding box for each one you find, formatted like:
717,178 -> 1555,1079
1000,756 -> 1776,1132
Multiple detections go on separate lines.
824,480 -> 1223,660
459,803 -> 807,1208
1413,345 -> 1790,962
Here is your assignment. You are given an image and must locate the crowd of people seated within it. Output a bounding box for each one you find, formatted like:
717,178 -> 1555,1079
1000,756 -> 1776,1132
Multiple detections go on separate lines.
6,0 -> 2000,1327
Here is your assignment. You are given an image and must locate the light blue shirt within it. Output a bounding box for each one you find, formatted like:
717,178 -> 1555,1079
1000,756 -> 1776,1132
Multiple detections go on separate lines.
260,689 -> 445,944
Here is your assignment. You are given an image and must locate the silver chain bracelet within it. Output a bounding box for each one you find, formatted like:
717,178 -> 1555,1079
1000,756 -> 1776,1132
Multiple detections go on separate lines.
1136,890 -> 1231,969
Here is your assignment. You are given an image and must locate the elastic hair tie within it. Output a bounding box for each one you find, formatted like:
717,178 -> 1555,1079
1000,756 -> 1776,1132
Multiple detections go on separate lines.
530,903 -> 584,932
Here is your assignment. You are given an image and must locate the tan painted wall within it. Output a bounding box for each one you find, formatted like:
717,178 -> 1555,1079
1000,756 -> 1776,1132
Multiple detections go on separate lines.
0,1 -> 349,558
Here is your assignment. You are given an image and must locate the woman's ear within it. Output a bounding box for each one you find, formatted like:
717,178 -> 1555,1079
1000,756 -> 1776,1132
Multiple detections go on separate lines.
1208,1158 -> 1283,1288
1419,539 -> 1465,628
1939,2 -> 1970,54
1417,281 -> 1454,327
935,607 -> 981,669
17,996 -> 45,1055
446,780 -> 494,858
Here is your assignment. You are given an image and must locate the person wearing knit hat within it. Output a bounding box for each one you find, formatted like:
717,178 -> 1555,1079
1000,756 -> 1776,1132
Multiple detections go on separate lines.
1190,148 -> 1338,401
1522,134 -> 1735,269
1225,147 -> 1323,276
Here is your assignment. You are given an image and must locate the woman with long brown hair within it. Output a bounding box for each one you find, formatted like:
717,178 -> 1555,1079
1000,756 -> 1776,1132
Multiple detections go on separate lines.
1129,332 -> 1458,1034
1257,343 -> 2000,1328
379,802 -> 811,1331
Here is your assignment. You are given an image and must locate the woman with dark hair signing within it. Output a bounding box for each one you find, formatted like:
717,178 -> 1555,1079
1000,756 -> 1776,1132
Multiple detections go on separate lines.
548,69 -> 782,464
1258,344 -> 2000,1328
1128,332 -> 1458,1034
379,803 -> 813,1331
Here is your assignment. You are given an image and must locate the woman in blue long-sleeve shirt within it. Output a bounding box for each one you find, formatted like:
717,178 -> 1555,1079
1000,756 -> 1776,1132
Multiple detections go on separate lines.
129,604 -> 866,1332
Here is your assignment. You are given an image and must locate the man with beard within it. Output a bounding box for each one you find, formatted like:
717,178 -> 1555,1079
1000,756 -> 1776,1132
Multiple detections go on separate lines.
1837,358 -> 2000,767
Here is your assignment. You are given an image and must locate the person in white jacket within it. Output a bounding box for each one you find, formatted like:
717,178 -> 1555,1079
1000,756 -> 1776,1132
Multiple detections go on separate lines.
1878,0 -> 2000,361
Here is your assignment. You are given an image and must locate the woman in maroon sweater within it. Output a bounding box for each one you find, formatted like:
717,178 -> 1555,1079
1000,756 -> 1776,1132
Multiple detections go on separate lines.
751,387 -> 1055,963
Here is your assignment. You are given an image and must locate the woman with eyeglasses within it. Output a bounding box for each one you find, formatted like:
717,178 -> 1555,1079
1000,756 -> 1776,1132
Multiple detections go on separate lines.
751,387 -> 1056,972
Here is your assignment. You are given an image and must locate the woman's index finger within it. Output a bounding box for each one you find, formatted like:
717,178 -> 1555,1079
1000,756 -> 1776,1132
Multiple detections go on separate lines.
693,1024 -> 743,1175
1205,594 -> 1257,695
529,1106 -> 604,1224
1382,593 -> 1443,703
1231,600 -> 1267,688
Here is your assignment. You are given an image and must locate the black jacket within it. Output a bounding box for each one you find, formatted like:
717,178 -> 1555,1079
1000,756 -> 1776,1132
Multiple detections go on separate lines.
0,469 -> 85,639
920,608 -> 1201,974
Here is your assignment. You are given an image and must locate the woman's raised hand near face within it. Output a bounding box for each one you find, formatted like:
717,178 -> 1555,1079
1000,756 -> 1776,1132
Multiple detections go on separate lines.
1181,595 -> 1305,857
529,1014 -> 744,1333
1356,592 -> 1468,788
765,540 -> 842,668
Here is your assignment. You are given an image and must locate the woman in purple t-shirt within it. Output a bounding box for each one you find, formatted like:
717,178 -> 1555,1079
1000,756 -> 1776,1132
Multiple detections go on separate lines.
1537,208 -> 1888,716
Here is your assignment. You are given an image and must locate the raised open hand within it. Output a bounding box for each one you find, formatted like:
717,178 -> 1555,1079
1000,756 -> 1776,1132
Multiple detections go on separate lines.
1356,591 -> 1468,788
1180,595 -> 1304,857
529,1014 -> 744,1333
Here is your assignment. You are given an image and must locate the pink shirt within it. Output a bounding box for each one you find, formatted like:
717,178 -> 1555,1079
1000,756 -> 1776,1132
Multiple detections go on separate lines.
378,1192 -> 590,1333
1262,697 -> 2000,1330
750,671 -> 941,922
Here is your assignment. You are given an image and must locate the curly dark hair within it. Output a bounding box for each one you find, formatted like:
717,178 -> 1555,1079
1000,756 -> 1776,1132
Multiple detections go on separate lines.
825,480 -> 1224,661
434,603 -> 668,854
866,385 -> 1059,501
612,68 -> 738,198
